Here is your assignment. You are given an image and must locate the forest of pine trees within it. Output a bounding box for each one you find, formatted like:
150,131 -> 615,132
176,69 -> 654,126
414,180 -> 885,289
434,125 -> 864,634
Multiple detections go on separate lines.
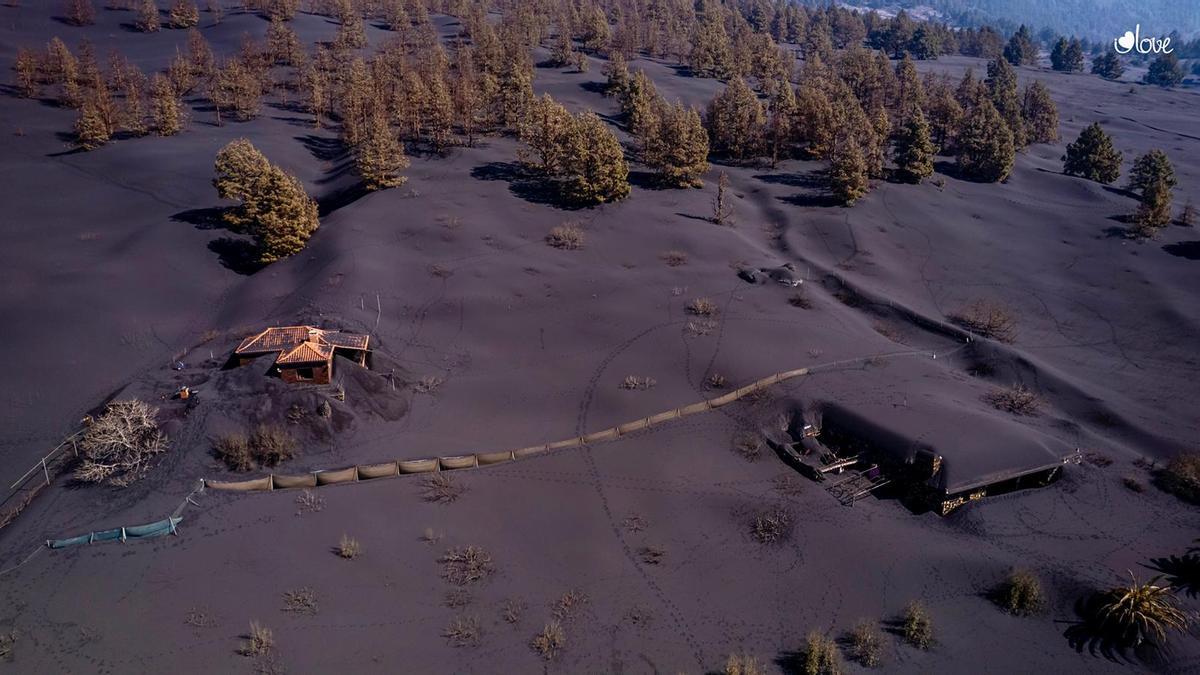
13,0 -> 1184,250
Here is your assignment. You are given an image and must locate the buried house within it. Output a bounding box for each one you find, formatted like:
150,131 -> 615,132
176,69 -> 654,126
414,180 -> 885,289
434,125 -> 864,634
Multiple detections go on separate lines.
233,326 -> 369,384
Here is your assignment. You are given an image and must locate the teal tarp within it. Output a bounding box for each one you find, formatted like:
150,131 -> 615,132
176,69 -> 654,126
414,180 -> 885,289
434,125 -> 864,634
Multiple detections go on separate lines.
47,516 -> 181,549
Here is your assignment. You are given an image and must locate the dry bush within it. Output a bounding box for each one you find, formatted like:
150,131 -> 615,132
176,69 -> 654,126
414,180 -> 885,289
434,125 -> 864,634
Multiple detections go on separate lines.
788,289 -> 813,309
997,569 -> 1045,616
294,489 -> 324,515
1091,573 -> 1190,646
250,424 -> 295,466
724,652 -> 765,675
750,507 -> 793,544
847,620 -> 882,667
76,400 -> 169,486
414,375 -> 445,394
1155,453 -> 1200,505
619,375 -> 657,390
551,589 -> 589,623
626,605 -> 654,627
337,534 -> 361,560
0,631 -> 15,661
621,514 -> 647,533
502,598 -> 525,625
443,614 -> 481,647
531,621 -> 565,660
660,250 -> 688,266
638,546 -> 666,565
686,319 -> 718,336
705,373 -> 728,389
184,608 -> 217,629
952,299 -> 1018,343
421,527 -> 443,544
546,222 -> 584,250
802,631 -> 841,675
422,472 -> 467,504
440,546 -> 495,586
686,296 -> 719,316
214,433 -> 253,472
732,431 -> 763,462
239,621 -> 274,657
902,601 -> 934,649
985,384 -> 1041,415
1123,476 -> 1145,492
1083,452 -> 1114,468
281,587 -> 318,615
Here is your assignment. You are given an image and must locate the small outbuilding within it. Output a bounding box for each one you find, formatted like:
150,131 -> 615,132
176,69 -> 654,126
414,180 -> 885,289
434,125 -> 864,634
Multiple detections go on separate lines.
234,326 -> 369,384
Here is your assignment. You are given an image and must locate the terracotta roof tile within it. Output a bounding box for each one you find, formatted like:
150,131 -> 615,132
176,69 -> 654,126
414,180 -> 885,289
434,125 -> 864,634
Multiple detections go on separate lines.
276,341 -> 333,365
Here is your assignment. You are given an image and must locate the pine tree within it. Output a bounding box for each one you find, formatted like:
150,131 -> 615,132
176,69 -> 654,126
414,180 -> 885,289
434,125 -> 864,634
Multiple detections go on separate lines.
1144,53 -> 1184,88
74,97 -> 110,150
66,0 -> 96,26
1064,38 -> 1084,72
956,99 -> 1015,182
893,109 -> 934,184
425,75 -> 454,153
266,18 -> 300,65
706,77 -> 763,161
136,0 -> 160,32
1091,52 -> 1124,80
495,54 -> 533,130
1002,25 -> 1035,66
1127,150 -> 1176,196
333,0 -> 368,50
356,110 -> 408,190
830,139 -> 869,205
894,54 -> 925,121
168,0 -> 199,28
518,94 -> 574,175
302,60 -> 329,129
689,0 -> 733,79
120,69 -> 148,136
643,101 -> 709,188
1062,122 -> 1122,184
1021,81 -> 1059,144
621,70 -> 659,140
793,84 -> 836,159
923,75 -> 963,151
213,139 -> 319,263
150,73 -> 182,136
1049,37 -> 1070,71
1179,199 -> 1196,227
603,52 -> 630,97
987,58 -> 1026,148
14,49 -> 40,98
1131,178 -> 1172,237
562,111 -> 629,204
187,28 -> 215,83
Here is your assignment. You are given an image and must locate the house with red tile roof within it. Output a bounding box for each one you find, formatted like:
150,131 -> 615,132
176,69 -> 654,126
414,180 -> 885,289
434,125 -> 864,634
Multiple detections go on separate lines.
234,326 -> 369,384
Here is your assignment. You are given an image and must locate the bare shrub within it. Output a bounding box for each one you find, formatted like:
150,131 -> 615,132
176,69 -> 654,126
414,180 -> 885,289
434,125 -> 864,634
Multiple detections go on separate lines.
546,222 -> 584,250
621,514 -> 647,533
732,431 -> 763,462
985,384 -> 1041,415
705,373 -> 728,389
626,604 -> 654,627
0,631 -> 15,661
551,589 -> 589,623
443,614 -> 481,647
619,375 -> 657,390
422,472 -> 466,504
996,569 -> 1045,616
788,288 -> 813,309
847,620 -> 882,667
1123,476 -> 1145,492
902,601 -> 934,649
239,621 -> 274,656
724,652 -> 765,675
686,296 -> 719,316
440,546 -> 495,586
750,507 -> 793,544
686,319 -> 718,336
1090,573 -> 1190,646
444,589 -> 472,609
531,621 -> 565,660
802,631 -> 841,675
952,299 -> 1017,342
501,598 -> 525,625
76,400 -> 169,486
337,534 -> 361,560
1155,452 -> 1200,505
184,608 -> 217,629
1083,452 -> 1114,468
421,527 -> 443,544
660,250 -> 688,266
638,546 -> 666,565
414,375 -> 445,394
249,424 -> 295,467
294,489 -> 324,515
214,433 -> 253,472
281,587 -> 318,615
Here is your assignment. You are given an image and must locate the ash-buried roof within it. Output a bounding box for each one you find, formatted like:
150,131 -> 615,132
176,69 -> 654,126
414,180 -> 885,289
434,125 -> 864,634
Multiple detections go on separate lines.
236,326 -> 369,366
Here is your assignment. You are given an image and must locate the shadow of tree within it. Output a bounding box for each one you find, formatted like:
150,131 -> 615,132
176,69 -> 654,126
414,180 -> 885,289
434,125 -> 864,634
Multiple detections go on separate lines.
172,206 -> 228,231
296,134 -> 348,162
470,161 -> 587,210
1148,553 -> 1200,597
1163,241 -> 1200,259
207,237 -> 264,275
1061,592 -> 1175,664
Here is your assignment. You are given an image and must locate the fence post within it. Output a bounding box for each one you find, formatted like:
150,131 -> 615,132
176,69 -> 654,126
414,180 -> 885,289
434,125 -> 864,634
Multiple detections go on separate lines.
42,458 -> 50,486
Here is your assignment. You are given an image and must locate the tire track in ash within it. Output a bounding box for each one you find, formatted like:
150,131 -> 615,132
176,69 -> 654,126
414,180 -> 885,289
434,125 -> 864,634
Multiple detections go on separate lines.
572,321 -> 709,669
